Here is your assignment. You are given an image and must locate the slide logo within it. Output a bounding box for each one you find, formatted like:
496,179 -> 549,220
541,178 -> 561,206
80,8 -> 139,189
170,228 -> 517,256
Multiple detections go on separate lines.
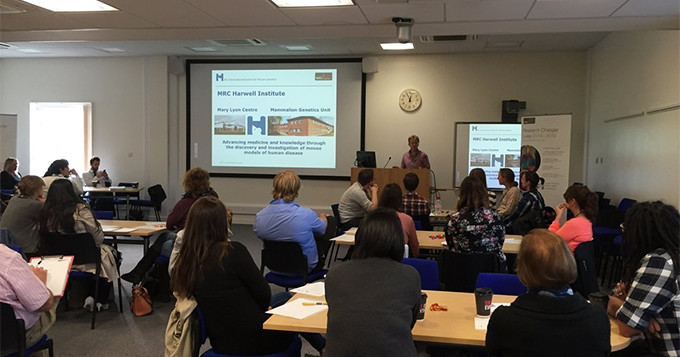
247,116 -> 267,135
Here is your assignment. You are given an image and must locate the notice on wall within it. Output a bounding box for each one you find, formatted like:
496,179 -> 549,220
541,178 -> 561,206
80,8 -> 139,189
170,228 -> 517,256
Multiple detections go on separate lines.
521,114 -> 572,208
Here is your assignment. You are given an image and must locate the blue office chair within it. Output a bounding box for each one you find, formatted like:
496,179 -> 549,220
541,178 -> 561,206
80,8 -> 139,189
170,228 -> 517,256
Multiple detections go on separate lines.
1,302 -> 54,357
402,258 -> 439,290
475,273 -> 527,296
197,307 -> 302,357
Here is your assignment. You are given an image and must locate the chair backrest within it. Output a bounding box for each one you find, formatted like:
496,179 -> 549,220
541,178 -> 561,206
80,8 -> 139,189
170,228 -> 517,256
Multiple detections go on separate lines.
410,214 -> 432,231
438,250 -> 502,292
617,198 -> 636,212
43,232 -> 99,266
93,210 -> 114,220
402,258 -> 439,290
148,184 -> 167,206
1,302 -> 26,356
475,273 -> 527,296
260,240 -> 308,276
572,241 -> 599,298
330,204 -> 344,236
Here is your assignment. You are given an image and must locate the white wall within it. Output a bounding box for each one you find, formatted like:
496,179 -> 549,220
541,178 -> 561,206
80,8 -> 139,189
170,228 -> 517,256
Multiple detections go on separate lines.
587,30 -> 680,208
0,57 -> 171,213
184,52 -> 588,222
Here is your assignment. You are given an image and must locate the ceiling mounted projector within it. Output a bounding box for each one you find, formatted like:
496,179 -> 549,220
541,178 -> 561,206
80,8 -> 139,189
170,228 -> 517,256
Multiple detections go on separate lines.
392,17 -> 414,44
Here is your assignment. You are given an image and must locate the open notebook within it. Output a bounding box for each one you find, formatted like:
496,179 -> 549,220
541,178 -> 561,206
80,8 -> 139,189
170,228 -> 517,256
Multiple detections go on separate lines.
28,255 -> 74,297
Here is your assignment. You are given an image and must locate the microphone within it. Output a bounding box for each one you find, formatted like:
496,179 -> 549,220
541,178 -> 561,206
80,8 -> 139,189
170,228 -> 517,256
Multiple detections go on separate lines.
383,156 -> 392,168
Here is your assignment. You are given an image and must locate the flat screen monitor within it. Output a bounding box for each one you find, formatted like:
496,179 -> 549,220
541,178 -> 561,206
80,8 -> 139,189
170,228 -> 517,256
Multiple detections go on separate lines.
356,151 -> 376,168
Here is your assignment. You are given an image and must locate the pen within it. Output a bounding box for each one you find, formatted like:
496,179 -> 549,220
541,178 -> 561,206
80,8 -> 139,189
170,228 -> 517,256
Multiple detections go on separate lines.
302,302 -> 327,306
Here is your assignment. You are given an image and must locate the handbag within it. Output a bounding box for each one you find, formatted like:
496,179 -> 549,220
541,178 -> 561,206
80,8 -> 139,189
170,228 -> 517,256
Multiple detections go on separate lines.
130,284 -> 153,316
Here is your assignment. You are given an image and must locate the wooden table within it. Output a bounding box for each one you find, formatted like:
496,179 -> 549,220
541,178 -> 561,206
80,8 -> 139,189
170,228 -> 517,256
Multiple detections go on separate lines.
84,186 -> 143,219
263,290 -> 631,351
99,219 -> 167,253
329,230 -> 523,262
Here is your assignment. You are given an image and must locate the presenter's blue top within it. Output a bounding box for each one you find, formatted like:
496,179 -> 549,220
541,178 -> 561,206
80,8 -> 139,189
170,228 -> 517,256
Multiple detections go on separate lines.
253,199 -> 327,272
401,150 -> 431,170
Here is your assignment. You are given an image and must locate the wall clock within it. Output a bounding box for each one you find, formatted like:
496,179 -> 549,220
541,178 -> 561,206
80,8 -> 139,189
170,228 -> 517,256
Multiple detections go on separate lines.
399,88 -> 422,112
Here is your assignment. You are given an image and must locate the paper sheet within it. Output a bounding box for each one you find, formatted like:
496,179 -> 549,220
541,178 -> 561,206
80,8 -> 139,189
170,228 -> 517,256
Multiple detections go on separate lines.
290,281 -> 325,297
343,227 -> 358,235
266,298 -> 328,319
331,234 -> 355,244
112,227 -> 137,233
473,303 -> 511,330
504,238 -> 521,244
29,255 -> 74,297
100,225 -> 121,232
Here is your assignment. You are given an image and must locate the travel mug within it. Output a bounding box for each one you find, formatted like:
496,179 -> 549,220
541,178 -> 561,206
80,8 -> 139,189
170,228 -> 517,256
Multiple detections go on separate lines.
418,292 -> 428,320
474,288 -> 493,316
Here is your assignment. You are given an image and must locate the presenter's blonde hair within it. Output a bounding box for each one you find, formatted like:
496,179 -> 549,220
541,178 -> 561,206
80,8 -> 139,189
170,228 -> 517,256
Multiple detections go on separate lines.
272,170 -> 301,202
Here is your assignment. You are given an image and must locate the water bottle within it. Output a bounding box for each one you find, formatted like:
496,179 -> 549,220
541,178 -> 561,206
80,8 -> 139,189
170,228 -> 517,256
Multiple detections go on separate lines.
434,192 -> 442,212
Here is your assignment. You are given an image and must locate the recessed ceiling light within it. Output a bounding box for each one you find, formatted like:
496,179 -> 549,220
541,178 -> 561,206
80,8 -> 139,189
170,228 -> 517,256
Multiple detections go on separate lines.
187,47 -> 218,53
99,48 -> 125,53
285,45 -> 311,51
20,0 -> 118,12
271,0 -> 353,8
380,42 -> 414,50
17,49 -> 43,53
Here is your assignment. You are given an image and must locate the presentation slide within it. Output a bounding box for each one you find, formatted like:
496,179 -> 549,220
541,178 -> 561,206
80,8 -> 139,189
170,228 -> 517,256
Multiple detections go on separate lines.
454,123 -> 521,189
188,60 -> 363,178
211,69 -> 337,169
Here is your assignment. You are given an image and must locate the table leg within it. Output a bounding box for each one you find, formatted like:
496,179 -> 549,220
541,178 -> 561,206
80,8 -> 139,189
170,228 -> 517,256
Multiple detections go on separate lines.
125,195 -> 130,220
326,241 -> 337,269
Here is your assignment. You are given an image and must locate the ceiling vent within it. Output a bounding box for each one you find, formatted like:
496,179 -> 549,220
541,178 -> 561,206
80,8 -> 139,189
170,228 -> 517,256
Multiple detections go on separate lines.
208,39 -> 267,47
420,35 -> 478,42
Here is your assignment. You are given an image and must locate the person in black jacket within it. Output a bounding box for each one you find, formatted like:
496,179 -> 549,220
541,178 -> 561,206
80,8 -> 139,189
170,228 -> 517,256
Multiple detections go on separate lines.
486,228 -> 611,357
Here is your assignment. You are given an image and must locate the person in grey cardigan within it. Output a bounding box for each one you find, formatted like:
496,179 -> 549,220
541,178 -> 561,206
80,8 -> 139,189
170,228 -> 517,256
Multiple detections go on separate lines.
0,175 -> 45,255
325,208 -> 421,357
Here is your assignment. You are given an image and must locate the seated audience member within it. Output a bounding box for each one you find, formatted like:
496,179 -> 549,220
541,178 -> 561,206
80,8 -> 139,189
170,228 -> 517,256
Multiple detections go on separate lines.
0,176 -> 45,255
0,244 -> 57,355
401,172 -> 430,225
82,156 -> 111,187
171,196 -> 325,355
254,170 -> 336,273
469,168 -> 496,207
122,167 -> 218,285
1,157 -> 21,201
504,170 -> 545,232
338,168 -> 378,231
486,229 -> 611,357
400,134 -> 431,169
495,168 -> 521,217
380,183 -> 419,258
445,176 -> 506,270
607,201 -> 679,357
549,185 -> 598,252
40,179 -> 117,310
42,159 -> 84,196
325,208 -> 421,357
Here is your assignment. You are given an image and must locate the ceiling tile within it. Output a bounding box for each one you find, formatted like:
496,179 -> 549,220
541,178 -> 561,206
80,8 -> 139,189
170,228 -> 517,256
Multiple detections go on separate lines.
445,0 -> 535,21
281,6 -> 368,25
360,3 -> 445,24
59,12 -> 159,29
0,11 -> 89,31
528,0 -> 628,19
103,0 -> 224,27
612,0 -> 680,17
184,0 -> 295,27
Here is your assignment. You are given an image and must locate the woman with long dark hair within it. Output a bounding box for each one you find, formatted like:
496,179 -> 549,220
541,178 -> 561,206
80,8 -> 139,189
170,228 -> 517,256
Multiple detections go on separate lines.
40,179 -> 117,310
469,168 -> 496,207
607,201 -> 679,356
42,159 -> 84,196
325,208 -> 421,356
549,185 -> 598,252
504,170 -> 545,229
171,196 -> 297,355
446,176 -> 506,269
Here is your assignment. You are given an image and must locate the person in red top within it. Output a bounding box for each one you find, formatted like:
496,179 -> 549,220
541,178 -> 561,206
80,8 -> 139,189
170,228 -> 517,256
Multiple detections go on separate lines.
549,185 -> 598,252
379,183 -> 419,258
